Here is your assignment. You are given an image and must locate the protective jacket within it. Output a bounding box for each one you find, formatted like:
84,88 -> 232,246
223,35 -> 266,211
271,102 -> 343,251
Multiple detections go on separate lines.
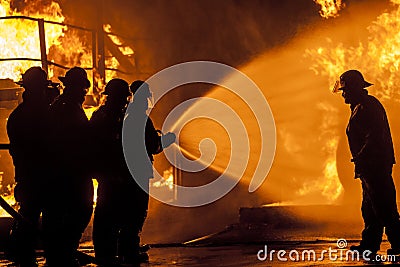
346,93 -> 395,177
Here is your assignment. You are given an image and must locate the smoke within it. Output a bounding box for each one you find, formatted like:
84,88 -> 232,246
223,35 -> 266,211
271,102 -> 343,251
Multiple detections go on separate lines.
55,0 -> 321,79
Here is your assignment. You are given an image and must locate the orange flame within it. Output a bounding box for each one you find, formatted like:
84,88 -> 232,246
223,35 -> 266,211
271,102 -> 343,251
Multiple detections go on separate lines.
0,183 -> 16,217
306,0 -> 400,102
303,0 -> 400,204
0,1 -> 135,97
296,102 -> 343,203
314,0 -> 345,19
0,0 -> 65,80
103,23 -> 135,82
0,0 -> 135,214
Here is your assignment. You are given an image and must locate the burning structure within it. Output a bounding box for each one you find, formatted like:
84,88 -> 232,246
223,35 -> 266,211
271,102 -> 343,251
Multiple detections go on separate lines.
0,0 -> 398,247
0,0 -> 138,189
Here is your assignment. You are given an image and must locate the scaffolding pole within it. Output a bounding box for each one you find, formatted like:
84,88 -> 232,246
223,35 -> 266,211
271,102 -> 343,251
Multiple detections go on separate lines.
92,30 -> 99,95
37,19 -> 48,74
96,0 -> 106,87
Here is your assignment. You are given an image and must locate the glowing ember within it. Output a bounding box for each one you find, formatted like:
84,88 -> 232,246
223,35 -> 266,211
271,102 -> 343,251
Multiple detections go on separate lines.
314,0 -> 345,19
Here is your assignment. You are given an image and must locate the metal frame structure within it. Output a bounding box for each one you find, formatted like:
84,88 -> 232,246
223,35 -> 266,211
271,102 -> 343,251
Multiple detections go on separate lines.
0,15 -> 106,95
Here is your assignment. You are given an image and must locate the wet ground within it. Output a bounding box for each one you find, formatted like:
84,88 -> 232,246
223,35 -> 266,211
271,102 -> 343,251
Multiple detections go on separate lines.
1,205 -> 399,266
1,240 -> 400,266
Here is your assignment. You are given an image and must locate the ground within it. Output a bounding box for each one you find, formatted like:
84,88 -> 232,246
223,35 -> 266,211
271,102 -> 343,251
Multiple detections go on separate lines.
0,205 -> 398,266
1,241 -> 400,266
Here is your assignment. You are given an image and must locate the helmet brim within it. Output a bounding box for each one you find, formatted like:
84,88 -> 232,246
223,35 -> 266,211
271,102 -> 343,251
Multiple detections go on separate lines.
332,80 -> 373,93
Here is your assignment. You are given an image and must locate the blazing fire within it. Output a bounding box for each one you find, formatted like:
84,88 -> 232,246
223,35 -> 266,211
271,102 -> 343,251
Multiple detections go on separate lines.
0,0 -> 137,217
104,24 -> 134,57
0,0 -> 65,80
302,0 -> 400,203
306,0 -> 400,102
314,0 -> 345,19
103,23 -> 135,83
297,102 -> 343,203
0,0 -> 133,93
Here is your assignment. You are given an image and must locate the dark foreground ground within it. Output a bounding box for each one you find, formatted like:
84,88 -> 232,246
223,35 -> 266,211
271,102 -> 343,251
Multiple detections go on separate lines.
1,240 -> 400,266
2,205 -> 400,266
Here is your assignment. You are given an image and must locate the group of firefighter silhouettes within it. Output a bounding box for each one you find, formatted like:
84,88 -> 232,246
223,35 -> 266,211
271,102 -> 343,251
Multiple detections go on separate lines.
6,66 -> 175,267
7,65 -> 400,266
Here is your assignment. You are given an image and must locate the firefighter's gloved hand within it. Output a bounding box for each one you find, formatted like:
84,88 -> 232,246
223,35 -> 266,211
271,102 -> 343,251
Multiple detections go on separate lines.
161,132 -> 176,148
353,158 -> 365,179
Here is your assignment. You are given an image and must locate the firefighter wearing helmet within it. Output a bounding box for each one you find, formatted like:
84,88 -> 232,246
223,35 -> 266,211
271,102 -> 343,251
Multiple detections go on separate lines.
6,66 -> 51,267
45,67 -> 94,267
334,70 -> 400,256
90,78 -> 135,265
